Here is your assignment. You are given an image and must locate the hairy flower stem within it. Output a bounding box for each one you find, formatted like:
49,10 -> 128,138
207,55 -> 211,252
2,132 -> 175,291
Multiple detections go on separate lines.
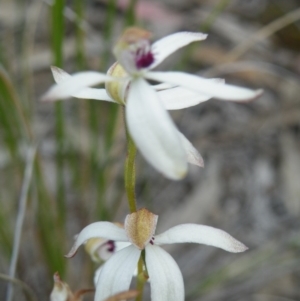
124,109 -> 137,213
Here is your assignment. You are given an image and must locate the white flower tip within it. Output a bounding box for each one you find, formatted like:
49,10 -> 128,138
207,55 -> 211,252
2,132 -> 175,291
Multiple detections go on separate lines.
188,149 -> 204,168
231,240 -> 248,253
196,157 -> 204,168
233,88 -> 264,103
65,245 -> 78,258
50,66 -> 69,83
40,90 -> 58,102
183,31 -> 208,41
168,165 -> 188,180
199,33 -> 208,40
50,65 -> 63,76
252,88 -> 264,101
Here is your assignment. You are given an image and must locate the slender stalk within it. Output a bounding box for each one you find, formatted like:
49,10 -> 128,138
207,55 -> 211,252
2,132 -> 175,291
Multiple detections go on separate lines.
6,146 -> 36,301
124,107 -> 137,213
136,256 -> 145,301
124,131 -> 137,213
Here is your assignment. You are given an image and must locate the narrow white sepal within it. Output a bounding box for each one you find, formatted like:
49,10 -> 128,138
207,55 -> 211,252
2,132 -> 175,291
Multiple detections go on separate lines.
158,86 -> 211,110
178,132 -> 204,167
150,32 -> 207,69
65,222 -> 128,258
145,245 -> 184,301
94,245 -> 141,301
153,82 -> 177,91
74,87 -> 115,102
154,224 -> 248,253
42,70 -> 114,102
50,66 -> 114,102
93,241 -> 139,287
146,71 -> 263,102
51,66 -> 70,83
126,78 -> 187,180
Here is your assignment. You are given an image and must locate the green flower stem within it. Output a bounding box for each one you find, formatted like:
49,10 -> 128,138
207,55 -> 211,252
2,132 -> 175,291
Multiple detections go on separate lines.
136,256 -> 145,301
123,106 -> 137,213
124,128 -> 137,213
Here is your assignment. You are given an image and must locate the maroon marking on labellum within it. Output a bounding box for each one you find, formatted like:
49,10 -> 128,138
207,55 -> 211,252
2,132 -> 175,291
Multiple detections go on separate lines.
149,237 -> 155,245
136,51 -> 154,69
107,240 -> 115,252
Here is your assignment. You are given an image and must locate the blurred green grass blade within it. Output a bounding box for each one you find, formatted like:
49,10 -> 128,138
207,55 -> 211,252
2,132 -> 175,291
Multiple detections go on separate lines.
0,65 -> 32,158
51,0 -> 65,67
34,160 -> 66,276
103,0 -> 117,65
0,202 -> 13,258
94,0 -> 119,221
104,0 -> 117,42
51,0 -> 66,227
125,0 -> 138,26
75,0 -> 86,69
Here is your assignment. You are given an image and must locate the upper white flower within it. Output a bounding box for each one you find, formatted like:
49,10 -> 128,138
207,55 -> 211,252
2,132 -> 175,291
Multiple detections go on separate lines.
42,27 -> 262,180
66,208 -> 248,301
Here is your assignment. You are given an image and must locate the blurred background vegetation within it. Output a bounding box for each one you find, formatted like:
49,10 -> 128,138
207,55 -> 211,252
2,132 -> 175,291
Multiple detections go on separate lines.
1,0 -> 300,300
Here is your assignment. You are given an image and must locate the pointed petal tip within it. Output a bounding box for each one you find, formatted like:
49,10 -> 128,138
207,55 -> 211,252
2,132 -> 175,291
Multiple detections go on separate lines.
228,239 -> 248,253
197,159 -> 205,168
40,93 -> 56,102
253,88 -> 264,100
64,246 -> 77,258
235,243 -> 249,253
50,65 -> 61,73
232,88 -> 264,103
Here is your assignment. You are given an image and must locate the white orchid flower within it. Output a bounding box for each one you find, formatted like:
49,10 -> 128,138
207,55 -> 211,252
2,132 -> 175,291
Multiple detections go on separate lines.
66,208 -> 248,301
42,27 -> 262,180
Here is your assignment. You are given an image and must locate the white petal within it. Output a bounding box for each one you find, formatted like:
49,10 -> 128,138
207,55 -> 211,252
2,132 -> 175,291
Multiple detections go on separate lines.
145,245 -> 184,301
93,242 -> 139,286
153,82 -> 176,91
178,132 -> 204,167
150,32 -> 207,69
126,78 -> 187,180
115,241 -> 132,252
154,224 -> 248,253
51,66 -> 71,83
95,245 -> 141,301
146,71 -> 263,102
42,70 -> 115,102
74,87 -> 114,102
65,222 -> 128,258
50,66 -> 114,102
158,86 -> 210,110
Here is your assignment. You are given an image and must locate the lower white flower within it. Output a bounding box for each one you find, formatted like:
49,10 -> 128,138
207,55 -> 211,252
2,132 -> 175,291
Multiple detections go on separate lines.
66,208 -> 248,301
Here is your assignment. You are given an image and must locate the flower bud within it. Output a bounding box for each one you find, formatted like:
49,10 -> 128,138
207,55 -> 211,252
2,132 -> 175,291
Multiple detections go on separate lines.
50,272 -> 73,301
